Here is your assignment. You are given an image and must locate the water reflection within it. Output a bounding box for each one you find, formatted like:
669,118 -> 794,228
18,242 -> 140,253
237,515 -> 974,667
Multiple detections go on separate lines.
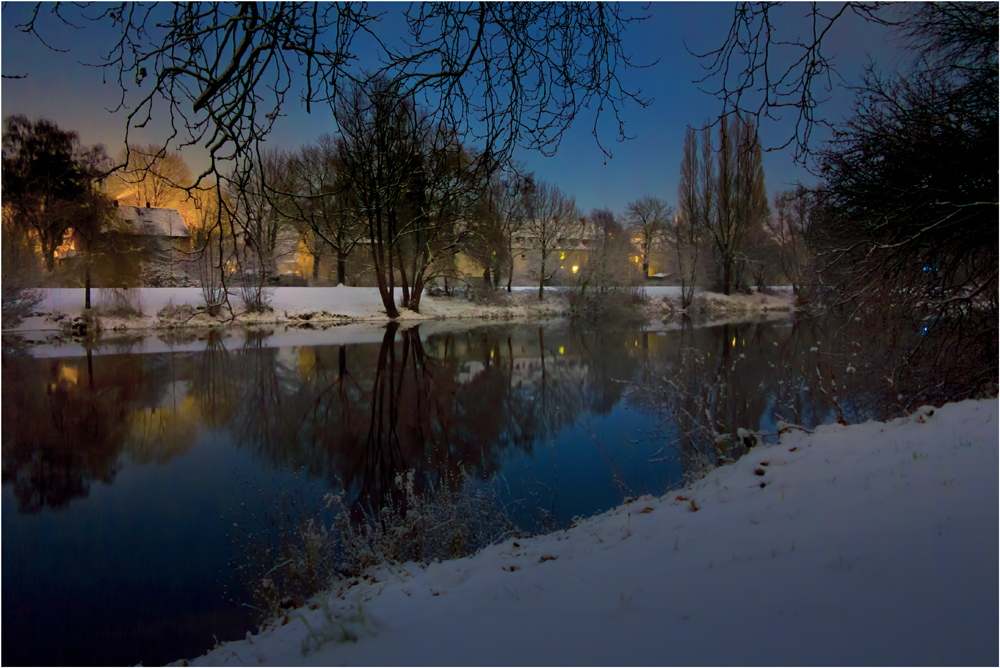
3,317 -> 879,518
4,315 -> 870,666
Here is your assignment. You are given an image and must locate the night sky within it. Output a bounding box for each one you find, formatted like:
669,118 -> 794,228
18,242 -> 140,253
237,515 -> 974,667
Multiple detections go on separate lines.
1,3 -> 903,215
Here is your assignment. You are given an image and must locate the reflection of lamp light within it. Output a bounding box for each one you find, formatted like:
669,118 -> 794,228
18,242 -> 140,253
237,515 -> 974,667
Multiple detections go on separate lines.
572,265 -> 579,273
559,346 -> 564,355
732,336 -> 736,347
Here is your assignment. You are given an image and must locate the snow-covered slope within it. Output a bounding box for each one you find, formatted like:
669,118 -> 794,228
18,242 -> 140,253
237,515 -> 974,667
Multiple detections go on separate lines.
176,399 -> 999,666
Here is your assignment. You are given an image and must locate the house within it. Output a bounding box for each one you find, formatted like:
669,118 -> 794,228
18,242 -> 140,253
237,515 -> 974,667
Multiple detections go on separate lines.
113,204 -> 195,286
115,204 -> 191,248
49,204 -> 195,286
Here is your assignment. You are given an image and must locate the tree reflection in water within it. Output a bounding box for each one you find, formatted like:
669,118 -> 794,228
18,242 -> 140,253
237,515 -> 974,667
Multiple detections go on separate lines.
3,316 -> 891,517
639,315 -> 894,474
293,322 -> 586,512
2,348 -> 146,512
4,314 -> 983,668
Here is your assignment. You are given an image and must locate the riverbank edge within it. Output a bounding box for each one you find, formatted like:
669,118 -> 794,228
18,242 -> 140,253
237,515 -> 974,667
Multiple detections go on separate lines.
171,397 -> 999,666
2,286 -> 797,341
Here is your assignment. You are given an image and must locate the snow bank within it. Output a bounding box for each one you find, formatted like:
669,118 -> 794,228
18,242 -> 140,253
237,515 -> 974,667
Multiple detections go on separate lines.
5,286 -> 572,336
175,399 -> 998,666
644,286 -> 797,321
6,286 -> 794,338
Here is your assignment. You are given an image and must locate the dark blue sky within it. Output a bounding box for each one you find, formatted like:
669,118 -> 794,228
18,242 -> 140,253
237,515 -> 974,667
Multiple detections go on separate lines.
1,3 -> 902,215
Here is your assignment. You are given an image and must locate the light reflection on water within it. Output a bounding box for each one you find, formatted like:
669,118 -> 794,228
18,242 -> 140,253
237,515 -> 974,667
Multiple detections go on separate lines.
3,316 -> 847,666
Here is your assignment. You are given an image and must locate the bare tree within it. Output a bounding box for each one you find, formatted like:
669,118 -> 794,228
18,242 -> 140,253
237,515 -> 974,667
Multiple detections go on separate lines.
811,3 -> 997,403
334,80 -> 422,318
519,180 -> 581,302
226,147 -> 294,309
689,2 -> 892,162
768,188 -> 814,303
494,168 -> 531,293
462,165 -> 534,293
708,113 -> 768,295
624,195 -> 671,279
675,125 -> 711,308
8,4 -> 651,311
396,124 -> 486,312
1,209 -> 42,325
109,144 -> 193,209
463,179 -> 509,293
284,135 -> 362,285
585,208 -> 629,293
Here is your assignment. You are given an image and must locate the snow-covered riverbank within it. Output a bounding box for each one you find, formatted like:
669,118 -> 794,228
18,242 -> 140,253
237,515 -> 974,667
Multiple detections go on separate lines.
174,399 -> 998,666
4,285 -> 795,339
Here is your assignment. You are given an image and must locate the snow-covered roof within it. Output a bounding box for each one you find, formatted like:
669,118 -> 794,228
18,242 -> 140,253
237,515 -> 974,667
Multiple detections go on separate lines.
117,205 -> 190,238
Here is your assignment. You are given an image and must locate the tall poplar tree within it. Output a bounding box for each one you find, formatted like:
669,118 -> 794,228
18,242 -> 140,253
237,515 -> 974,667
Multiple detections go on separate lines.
708,114 -> 767,295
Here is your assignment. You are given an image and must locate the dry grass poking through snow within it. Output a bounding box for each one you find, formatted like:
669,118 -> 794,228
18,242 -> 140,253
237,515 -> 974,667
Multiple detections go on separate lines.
228,469 -> 520,625
648,288 -> 796,320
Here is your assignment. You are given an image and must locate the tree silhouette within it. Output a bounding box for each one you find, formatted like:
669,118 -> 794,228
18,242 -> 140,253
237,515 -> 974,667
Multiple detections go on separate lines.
624,196 -> 671,279
10,3 -> 651,315
708,113 -> 768,295
110,144 -> 194,209
1,115 -> 102,273
813,3 -> 997,403
519,179 -> 581,301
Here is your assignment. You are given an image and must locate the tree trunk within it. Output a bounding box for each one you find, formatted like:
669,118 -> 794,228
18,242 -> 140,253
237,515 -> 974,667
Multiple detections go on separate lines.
386,232 -> 396,314
410,271 -> 425,313
336,250 -> 346,286
84,262 -> 92,310
370,213 -> 399,318
723,258 -> 732,296
397,241 -> 411,308
507,239 -> 514,292
538,253 -> 545,301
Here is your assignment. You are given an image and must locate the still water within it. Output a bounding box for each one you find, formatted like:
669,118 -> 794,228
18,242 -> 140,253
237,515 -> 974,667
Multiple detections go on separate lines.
2,316 -> 847,666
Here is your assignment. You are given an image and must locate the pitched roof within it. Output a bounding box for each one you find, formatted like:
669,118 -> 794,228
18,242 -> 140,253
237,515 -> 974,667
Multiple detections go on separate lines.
117,205 -> 190,238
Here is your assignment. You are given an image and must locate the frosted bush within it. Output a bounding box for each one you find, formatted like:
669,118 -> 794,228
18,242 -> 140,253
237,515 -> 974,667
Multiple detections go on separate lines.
230,469 -> 520,624
97,287 -> 145,317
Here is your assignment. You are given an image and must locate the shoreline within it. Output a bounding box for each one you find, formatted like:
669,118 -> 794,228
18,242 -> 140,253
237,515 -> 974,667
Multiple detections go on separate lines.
3,285 -> 797,341
171,398 -> 999,666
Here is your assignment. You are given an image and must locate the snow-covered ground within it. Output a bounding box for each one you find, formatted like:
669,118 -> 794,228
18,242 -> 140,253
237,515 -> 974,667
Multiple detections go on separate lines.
174,399 -> 998,666
5,285 -> 795,338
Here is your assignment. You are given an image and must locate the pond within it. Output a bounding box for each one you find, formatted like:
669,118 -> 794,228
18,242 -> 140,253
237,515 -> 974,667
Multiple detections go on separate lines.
2,315 -> 858,666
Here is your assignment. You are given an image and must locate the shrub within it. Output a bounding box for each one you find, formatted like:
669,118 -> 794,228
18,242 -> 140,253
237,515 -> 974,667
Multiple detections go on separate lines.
157,300 -> 198,322
96,287 -> 145,318
465,283 -> 515,307
1,285 -> 42,328
201,282 -> 228,317
229,469 -> 519,624
568,285 -> 648,324
1,220 -> 43,327
237,276 -> 274,313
